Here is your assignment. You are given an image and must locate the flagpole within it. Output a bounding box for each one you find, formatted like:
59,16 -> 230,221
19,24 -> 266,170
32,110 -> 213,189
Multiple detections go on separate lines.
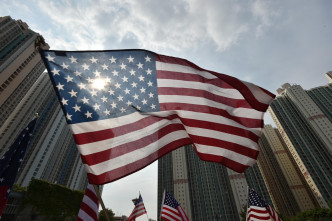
160,190 -> 166,220
245,186 -> 249,221
93,184 -> 110,221
139,191 -> 149,220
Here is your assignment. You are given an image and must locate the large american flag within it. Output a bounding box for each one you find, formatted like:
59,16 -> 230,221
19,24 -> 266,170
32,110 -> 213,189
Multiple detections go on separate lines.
40,49 -> 275,185
77,183 -> 99,221
160,190 -> 189,221
246,188 -> 282,221
127,194 -> 147,221
0,118 -> 37,217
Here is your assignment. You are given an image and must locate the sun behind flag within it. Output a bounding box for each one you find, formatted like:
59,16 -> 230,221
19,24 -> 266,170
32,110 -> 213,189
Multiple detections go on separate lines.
160,190 -> 189,221
77,183 -> 99,221
127,194 -> 147,221
0,118 -> 37,217
40,49 -> 275,185
246,188 -> 282,221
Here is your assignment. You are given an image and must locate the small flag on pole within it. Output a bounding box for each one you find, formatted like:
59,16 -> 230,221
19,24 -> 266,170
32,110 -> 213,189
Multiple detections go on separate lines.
246,188 -> 282,221
77,183 -> 99,221
0,118 -> 37,217
40,49 -> 275,185
127,194 -> 147,221
161,190 -> 189,221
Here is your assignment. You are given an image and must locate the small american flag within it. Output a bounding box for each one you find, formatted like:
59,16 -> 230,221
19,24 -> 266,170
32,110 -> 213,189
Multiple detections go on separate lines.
40,49 -> 274,185
0,118 -> 37,217
246,188 -> 282,221
161,190 -> 189,221
77,183 -> 99,221
127,194 -> 147,221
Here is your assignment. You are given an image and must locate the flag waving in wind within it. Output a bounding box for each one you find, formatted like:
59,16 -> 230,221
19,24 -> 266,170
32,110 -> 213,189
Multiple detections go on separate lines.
77,183 -> 99,221
0,118 -> 37,217
160,190 -> 189,221
127,194 -> 147,221
40,49 -> 275,185
246,188 -> 282,221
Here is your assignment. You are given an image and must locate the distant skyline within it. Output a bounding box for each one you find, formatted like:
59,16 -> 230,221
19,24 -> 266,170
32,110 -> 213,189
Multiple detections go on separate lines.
1,0 -> 332,220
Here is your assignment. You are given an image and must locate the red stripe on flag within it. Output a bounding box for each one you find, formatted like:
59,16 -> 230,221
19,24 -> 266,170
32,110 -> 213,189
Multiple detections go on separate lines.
160,102 -> 264,129
84,188 -> 99,204
158,87 -> 253,109
191,135 -> 259,159
157,70 -> 234,89
247,214 -> 271,221
81,123 -> 189,165
181,118 -> 259,142
161,208 -> 181,221
77,184 -> 98,221
73,116 -> 166,145
86,137 -> 192,184
79,202 -> 98,221
0,186 -> 9,217
195,149 -> 251,172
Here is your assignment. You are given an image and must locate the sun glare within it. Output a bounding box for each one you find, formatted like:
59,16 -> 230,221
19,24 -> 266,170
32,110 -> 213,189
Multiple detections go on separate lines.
92,78 -> 106,90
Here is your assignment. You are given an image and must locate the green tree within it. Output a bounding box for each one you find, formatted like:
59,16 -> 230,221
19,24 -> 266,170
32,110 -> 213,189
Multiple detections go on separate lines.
282,199 -> 332,221
239,204 -> 247,221
99,208 -> 115,221
21,179 -> 84,221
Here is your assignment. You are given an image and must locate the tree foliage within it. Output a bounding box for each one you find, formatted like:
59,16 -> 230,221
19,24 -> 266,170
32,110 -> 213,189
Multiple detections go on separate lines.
278,199 -> 332,221
239,204 -> 247,221
283,208 -> 332,221
21,179 -> 84,221
99,208 -> 115,221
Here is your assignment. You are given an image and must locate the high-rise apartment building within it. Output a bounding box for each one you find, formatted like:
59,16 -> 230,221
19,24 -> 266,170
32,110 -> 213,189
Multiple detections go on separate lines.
158,145 -> 240,221
256,125 -> 320,216
0,16 -> 49,152
244,163 -> 272,207
0,16 -> 87,191
227,169 -> 248,215
269,74 -> 332,208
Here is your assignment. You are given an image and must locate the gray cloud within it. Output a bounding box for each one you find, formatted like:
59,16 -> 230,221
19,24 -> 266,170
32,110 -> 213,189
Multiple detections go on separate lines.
32,0 -> 282,52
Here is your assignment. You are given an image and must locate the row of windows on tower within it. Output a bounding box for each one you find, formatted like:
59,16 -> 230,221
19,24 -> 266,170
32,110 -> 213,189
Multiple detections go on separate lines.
0,51 -> 38,93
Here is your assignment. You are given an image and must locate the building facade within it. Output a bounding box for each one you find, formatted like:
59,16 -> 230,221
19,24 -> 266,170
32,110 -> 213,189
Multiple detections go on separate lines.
244,163 -> 272,207
0,16 -> 87,191
0,16 -> 49,153
158,145 -> 240,221
261,125 -> 318,213
269,75 -> 332,208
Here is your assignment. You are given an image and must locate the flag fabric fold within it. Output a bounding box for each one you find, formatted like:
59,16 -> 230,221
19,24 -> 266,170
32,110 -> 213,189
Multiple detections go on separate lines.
127,194 -> 147,221
246,188 -> 282,221
77,183 -> 99,221
160,190 -> 189,221
0,118 -> 37,217
40,49 -> 275,185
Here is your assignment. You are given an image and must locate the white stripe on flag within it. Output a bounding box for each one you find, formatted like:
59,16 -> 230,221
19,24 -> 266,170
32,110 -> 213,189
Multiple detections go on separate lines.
148,110 -> 263,135
76,118 -> 184,155
158,79 -> 244,99
84,130 -> 189,175
159,94 -> 263,119
186,126 -> 259,150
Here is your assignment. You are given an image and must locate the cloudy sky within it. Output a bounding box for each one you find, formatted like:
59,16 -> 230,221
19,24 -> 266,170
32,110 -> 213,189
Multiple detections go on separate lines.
2,0 -> 332,220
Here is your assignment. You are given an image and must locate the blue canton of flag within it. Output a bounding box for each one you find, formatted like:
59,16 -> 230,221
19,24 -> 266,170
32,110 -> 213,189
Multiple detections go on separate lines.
248,188 -> 268,208
0,118 -> 37,217
43,50 -> 159,124
161,191 -> 189,221
246,188 -> 282,221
